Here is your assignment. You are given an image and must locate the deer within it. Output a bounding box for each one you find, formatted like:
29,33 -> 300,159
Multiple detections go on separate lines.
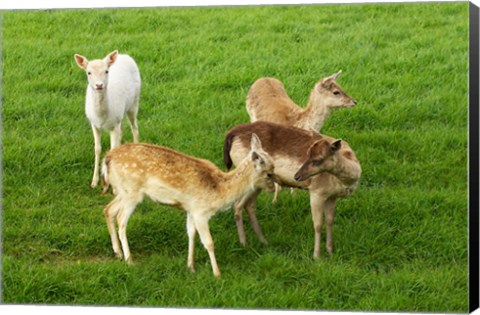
74,50 -> 141,188
100,134 -> 275,277
246,71 -> 357,203
224,121 -> 361,259
246,71 -> 357,131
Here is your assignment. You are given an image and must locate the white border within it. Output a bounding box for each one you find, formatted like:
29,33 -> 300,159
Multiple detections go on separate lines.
0,0 -> 472,10
0,1 -> 476,315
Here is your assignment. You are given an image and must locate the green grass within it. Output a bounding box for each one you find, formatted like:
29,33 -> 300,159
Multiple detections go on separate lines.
1,2 -> 469,312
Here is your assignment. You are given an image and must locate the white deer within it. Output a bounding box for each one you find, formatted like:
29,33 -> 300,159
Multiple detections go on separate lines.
74,50 -> 141,188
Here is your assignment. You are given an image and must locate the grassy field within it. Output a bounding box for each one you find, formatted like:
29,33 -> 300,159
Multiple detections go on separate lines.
1,2 -> 469,312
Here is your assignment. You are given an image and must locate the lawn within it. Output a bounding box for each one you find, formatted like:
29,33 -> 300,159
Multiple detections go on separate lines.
1,2 -> 469,312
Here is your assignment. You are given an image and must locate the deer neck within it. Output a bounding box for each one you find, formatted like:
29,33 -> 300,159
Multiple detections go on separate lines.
298,92 -> 330,131
217,160 -> 256,208
89,86 -> 109,117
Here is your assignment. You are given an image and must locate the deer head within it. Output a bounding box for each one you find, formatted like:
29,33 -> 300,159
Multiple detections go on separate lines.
294,137 -> 342,181
74,50 -> 118,92
313,70 -> 357,109
249,133 -> 276,192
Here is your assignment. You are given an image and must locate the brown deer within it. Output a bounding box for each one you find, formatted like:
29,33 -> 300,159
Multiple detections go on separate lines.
246,71 -> 357,202
224,121 -> 361,258
101,134 -> 275,277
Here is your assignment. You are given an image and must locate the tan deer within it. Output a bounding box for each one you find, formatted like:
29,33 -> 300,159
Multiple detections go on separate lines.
224,121 -> 361,258
246,71 -> 357,131
246,71 -> 357,202
101,134 -> 275,277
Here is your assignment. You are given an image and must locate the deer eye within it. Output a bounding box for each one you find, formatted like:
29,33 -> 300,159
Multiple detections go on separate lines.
87,72 -> 92,75
267,173 -> 274,178
313,159 -> 324,166
333,91 -> 340,96
106,70 -> 109,74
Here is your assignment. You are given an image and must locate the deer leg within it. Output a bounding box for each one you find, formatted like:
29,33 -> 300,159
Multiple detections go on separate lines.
193,213 -> 220,277
234,191 -> 252,247
186,212 -> 197,273
116,193 -> 143,264
234,202 -> 247,247
272,183 -> 281,204
245,188 -> 268,245
91,124 -> 102,188
110,123 -> 122,149
310,192 -> 325,259
325,198 -> 336,255
104,195 -> 123,259
126,108 -> 139,143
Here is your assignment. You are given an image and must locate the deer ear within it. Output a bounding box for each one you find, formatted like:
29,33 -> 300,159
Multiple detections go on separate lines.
317,79 -> 333,91
330,70 -> 342,81
104,50 -> 118,67
250,133 -> 263,151
331,139 -> 342,152
316,70 -> 342,91
307,140 -> 322,158
251,151 -> 265,167
74,54 -> 88,69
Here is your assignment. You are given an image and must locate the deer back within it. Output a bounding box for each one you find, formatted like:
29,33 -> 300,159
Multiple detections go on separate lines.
224,121 -> 323,188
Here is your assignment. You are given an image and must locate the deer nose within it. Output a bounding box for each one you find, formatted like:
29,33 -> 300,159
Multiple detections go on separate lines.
95,83 -> 104,90
353,99 -> 358,105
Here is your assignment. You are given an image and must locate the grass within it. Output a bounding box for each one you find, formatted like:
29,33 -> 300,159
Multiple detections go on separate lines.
1,2 -> 469,312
